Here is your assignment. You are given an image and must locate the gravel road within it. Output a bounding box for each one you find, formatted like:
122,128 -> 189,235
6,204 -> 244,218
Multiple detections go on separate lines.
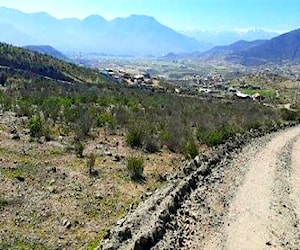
153,126 -> 300,250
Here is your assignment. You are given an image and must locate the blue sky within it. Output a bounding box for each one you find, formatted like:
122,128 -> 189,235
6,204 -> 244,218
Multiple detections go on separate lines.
0,0 -> 299,32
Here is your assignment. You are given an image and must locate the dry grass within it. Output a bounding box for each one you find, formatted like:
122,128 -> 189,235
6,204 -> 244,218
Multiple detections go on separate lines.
0,112 -> 181,250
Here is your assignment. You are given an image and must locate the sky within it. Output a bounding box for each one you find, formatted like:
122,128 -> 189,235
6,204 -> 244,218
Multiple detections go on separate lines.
0,0 -> 299,32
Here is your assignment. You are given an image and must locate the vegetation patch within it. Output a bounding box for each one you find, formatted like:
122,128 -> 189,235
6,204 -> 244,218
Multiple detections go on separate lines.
127,156 -> 145,181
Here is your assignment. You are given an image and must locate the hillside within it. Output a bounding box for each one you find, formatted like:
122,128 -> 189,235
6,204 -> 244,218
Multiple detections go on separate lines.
0,7 -> 205,55
0,43 -> 103,83
0,42 -> 294,249
23,45 -> 69,61
237,28 -> 300,64
205,39 -> 268,55
199,28 -> 300,65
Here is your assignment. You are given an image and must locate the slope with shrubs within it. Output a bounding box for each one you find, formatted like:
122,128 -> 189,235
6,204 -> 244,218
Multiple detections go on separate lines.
0,42 -> 105,84
0,43 -> 298,249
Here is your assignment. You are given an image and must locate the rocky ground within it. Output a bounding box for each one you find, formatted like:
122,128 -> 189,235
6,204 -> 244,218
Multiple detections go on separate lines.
100,125 -> 300,250
0,111 -> 183,249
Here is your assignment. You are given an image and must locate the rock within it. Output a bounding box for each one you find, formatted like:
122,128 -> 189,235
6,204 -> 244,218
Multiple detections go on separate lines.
113,154 -> 122,162
62,219 -> 72,229
105,151 -> 113,157
95,193 -> 104,200
11,134 -> 20,140
15,176 -> 25,182
117,227 -> 132,241
48,186 -> 57,194
49,179 -> 56,185
145,192 -> 153,198
37,137 -> 45,144
100,240 -> 119,250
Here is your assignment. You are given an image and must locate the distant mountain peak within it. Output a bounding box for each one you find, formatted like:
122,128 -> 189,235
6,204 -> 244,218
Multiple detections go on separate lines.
83,14 -> 107,22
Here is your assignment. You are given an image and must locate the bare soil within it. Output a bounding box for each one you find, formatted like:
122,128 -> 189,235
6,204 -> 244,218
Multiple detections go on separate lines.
0,111 -> 183,249
153,126 -> 300,250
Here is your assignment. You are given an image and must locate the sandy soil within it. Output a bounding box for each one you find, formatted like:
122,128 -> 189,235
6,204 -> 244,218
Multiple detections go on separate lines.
225,126 -> 300,249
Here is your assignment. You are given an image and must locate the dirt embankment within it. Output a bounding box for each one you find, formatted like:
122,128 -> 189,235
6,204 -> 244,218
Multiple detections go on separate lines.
99,123 -> 300,250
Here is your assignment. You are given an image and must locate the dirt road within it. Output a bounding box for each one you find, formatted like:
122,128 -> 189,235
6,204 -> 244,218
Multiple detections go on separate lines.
153,126 -> 300,250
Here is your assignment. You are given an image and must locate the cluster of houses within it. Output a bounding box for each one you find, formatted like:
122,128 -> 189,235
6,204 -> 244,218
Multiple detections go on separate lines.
100,68 -> 266,102
176,74 -> 266,102
100,68 -> 163,91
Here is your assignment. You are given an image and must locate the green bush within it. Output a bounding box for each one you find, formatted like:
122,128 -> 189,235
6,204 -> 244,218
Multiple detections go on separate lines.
74,141 -> 85,158
27,115 -> 43,138
203,129 -> 224,146
74,109 -> 93,139
97,112 -> 115,127
127,156 -> 144,181
183,139 -> 199,159
280,108 -> 298,121
126,123 -> 145,148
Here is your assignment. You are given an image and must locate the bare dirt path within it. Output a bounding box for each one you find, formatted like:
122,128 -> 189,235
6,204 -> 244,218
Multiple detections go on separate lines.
152,126 -> 300,250
225,126 -> 300,249
291,136 -> 300,228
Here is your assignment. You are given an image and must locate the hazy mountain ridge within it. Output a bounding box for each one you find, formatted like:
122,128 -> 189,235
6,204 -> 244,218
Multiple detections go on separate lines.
182,29 -> 280,47
0,7 -> 206,55
235,28 -> 300,64
23,45 -> 69,61
197,29 -> 300,65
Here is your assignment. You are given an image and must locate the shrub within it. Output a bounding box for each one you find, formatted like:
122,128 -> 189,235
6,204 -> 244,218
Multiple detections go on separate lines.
87,153 -> 98,177
126,123 -> 145,148
183,139 -> 199,159
28,115 -> 43,138
74,109 -> 94,139
97,112 -> 115,127
127,156 -> 144,181
43,124 -> 53,141
222,124 -> 237,140
203,129 -> 224,146
280,108 -> 298,121
74,141 -> 85,158
143,136 -> 160,153
0,196 -> 8,207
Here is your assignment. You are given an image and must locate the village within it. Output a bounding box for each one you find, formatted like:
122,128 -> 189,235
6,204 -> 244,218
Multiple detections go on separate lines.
100,67 -> 267,102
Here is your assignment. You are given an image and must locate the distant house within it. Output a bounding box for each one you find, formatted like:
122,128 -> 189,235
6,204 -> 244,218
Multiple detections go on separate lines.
235,91 -> 252,100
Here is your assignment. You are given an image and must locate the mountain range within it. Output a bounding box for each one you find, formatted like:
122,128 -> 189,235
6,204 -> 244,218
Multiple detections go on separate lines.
1,6 -> 299,64
182,29 -> 280,47
0,7 -> 207,55
197,28 -> 300,65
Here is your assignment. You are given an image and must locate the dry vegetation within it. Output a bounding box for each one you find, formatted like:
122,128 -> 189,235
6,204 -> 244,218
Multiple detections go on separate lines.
0,44 -> 300,249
